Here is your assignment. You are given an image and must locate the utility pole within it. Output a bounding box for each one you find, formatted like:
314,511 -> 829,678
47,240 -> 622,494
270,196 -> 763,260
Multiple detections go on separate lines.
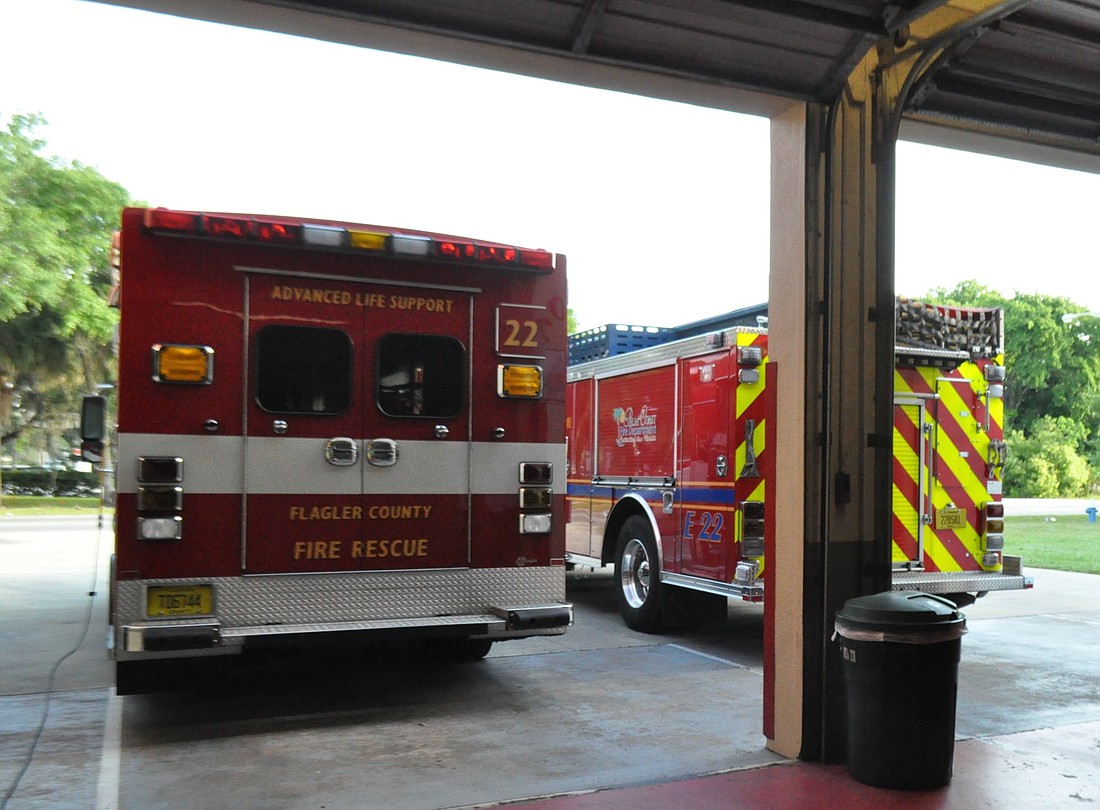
0,372 -> 12,508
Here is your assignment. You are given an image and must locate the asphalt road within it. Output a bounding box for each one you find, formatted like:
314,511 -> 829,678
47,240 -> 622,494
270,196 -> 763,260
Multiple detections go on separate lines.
1,515 -> 1098,809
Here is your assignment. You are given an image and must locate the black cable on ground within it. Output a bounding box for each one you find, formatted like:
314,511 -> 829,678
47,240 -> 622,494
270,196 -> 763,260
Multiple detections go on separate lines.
1,516 -> 105,810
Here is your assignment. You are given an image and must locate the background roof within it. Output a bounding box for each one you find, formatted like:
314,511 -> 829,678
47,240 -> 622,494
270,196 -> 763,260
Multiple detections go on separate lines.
104,0 -> 1100,168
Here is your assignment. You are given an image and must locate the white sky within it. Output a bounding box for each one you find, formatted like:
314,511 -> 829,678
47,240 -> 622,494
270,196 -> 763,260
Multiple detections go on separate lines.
3,0 -> 1099,330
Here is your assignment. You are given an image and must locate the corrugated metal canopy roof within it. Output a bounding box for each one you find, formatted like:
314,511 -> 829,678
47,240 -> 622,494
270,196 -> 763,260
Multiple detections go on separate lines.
106,0 -> 1100,163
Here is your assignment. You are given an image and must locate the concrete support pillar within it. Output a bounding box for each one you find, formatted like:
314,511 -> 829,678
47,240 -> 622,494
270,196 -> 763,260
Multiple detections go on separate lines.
766,0 -> 1026,762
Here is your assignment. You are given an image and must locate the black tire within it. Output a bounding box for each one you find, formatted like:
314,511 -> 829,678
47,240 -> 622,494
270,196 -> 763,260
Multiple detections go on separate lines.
614,515 -> 663,632
115,660 -> 157,695
454,638 -> 493,661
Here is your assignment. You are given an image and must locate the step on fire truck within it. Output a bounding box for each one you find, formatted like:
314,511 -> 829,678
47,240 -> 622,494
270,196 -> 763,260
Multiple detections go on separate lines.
81,207 -> 572,693
564,299 -> 1031,632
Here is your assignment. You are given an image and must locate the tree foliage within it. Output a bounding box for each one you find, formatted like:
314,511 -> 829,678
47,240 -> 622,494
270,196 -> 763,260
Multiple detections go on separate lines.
923,281 -> 1100,496
1004,419 -> 1091,498
0,114 -> 131,458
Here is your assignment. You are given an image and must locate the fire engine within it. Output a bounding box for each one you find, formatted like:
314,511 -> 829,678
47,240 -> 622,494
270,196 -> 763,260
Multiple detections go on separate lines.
81,206 -> 572,693
565,299 -> 1031,632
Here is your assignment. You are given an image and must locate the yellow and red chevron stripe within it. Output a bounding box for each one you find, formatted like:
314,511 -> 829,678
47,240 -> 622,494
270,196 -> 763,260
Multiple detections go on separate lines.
892,402 -> 924,564
892,356 -> 1004,574
735,333 -> 769,573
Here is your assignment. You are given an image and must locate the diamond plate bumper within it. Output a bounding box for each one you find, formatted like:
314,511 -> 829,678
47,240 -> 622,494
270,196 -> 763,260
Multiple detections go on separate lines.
115,567 -> 571,660
892,556 -> 1033,595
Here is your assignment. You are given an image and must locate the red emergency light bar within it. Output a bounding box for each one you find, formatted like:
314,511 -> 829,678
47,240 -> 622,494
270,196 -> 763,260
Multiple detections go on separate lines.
437,240 -> 477,261
142,208 -> 554,272
203,215 -> 252,239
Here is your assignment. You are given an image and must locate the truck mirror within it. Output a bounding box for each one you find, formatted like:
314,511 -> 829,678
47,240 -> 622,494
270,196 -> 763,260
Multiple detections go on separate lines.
80,396 -> 106,463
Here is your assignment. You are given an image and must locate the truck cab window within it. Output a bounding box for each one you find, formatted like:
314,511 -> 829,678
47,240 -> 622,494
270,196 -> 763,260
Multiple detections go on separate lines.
256,325 -> 352,415
377,334 -> 464,417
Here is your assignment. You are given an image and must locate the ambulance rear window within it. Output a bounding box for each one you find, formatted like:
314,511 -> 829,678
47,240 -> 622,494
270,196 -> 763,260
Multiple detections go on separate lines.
256,325 -> 353,415
377,334 -> 465,418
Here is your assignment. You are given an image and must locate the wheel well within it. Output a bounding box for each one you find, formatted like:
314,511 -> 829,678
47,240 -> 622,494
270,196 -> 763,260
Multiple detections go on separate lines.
601,497 -> 653,566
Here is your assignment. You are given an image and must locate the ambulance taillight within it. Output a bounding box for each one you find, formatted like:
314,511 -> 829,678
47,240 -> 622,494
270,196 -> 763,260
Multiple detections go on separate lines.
982,502 -> 1005,566
135,456 -> 185,541
519,463 -> 553,535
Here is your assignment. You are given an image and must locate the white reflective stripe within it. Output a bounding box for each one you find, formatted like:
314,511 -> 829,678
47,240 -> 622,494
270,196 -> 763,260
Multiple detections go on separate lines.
470,442 -> 566,494
116,434 -> 244,495
116,433 -> 565,496
247,437 -> 468,495
245,436 -> 373,495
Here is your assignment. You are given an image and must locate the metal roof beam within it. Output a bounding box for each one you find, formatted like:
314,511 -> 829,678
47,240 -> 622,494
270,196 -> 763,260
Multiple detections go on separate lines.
571,0 -> 608,54
715,0 -> 885,34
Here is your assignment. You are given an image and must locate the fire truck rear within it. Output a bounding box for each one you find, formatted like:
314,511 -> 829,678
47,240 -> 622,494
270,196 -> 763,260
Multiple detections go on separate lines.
82,207 -> 572,693
565,300 -> 1031,632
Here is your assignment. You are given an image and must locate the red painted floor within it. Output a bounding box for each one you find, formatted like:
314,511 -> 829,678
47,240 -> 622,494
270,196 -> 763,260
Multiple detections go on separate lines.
508,720 -> 1100,809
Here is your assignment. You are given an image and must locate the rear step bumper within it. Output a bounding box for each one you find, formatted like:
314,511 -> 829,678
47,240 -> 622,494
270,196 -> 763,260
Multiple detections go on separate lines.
892,556 -> 1033,595
119,604 -> 573,657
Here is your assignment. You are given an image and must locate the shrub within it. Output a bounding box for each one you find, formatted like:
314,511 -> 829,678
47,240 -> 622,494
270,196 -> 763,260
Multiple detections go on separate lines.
0,468 -> 101,497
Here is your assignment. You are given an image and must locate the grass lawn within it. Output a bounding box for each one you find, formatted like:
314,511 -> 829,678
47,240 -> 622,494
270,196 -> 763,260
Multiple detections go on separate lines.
1006,515 -> 1100,575
0,495 -> 111,516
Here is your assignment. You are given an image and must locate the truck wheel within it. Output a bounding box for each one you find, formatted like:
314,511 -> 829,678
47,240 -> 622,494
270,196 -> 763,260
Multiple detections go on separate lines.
115,661 -> 155,696
615,515 -> 663,632
454,638 -> 493,661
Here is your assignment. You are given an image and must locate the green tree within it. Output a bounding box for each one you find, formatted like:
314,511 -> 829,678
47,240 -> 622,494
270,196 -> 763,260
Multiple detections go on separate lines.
924,281 -> 1100,494
924,282 -> 1100,433
0,114 -> 130,459
1004,418 -> 1091,497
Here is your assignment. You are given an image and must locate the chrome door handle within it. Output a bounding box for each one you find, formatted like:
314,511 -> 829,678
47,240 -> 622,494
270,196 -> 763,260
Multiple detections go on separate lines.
325,437 -> 358,466
366,438 -> 398,467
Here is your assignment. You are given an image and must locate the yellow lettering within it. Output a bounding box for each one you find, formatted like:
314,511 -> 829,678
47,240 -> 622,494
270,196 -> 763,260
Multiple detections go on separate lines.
292,540 -> 344,560
268,286 -> 362,306
385,295 -> 453,313
366,504 -> 433,520
289,504 -> 364,520
349,538 -> 430,559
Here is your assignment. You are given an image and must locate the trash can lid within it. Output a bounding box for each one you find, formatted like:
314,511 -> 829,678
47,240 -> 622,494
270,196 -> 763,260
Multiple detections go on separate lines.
836,591 -> 965,637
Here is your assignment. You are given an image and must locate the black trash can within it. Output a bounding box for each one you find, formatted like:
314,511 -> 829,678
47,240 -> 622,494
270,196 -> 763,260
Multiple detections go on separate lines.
834,591 -> 966,790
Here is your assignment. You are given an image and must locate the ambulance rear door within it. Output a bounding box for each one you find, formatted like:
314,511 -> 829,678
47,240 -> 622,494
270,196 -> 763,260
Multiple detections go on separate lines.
242,268 -> 474,575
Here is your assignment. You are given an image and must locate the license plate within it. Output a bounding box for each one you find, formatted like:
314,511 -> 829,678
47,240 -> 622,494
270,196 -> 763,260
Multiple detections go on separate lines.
935,506 -> 966,530
147,585 -> 213,617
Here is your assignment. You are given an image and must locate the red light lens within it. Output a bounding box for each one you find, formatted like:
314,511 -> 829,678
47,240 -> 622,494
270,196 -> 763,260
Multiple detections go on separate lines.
985,502 -> 1004,518
437,240 -> 475,260
518,249 -> 553,270
144,209 -> 200,233
476,244 -> 517,264
255,221 -> 300,244
203,216 -> 252,239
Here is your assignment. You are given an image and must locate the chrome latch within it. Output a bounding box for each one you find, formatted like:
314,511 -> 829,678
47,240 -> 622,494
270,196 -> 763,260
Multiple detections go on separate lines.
366,438 -> 399,467
325,437 -> 358,466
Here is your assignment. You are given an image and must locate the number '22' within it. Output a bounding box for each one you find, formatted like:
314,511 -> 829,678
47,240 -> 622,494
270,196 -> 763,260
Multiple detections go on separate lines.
503,319 -> 539,348
684,511 -> 723,542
